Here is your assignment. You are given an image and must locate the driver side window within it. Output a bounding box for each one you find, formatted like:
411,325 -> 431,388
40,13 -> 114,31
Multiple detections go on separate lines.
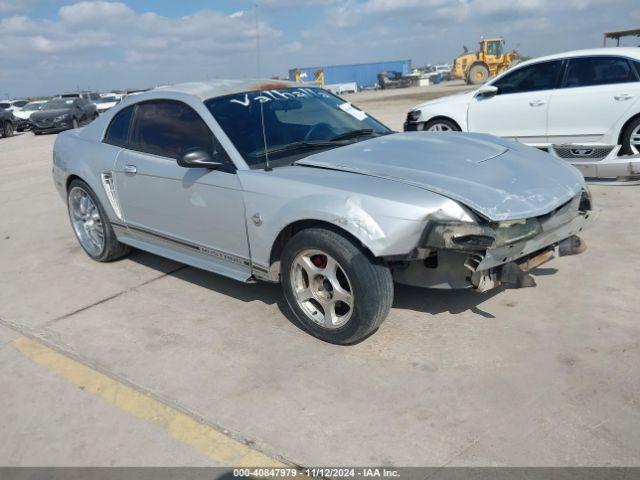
130,100 -> 217,160
493,60 -> 562,95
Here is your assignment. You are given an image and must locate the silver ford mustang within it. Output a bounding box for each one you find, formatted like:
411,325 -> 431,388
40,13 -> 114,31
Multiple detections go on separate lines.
52,80 -> 593,344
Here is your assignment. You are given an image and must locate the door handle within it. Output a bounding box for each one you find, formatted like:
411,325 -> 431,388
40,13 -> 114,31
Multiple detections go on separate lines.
123,165 -> 137,174
529,100 -> 546,107
614,94 -> 633,101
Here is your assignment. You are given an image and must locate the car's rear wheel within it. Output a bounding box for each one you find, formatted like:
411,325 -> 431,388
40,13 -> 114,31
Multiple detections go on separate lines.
281,228 -> 393,345
67,179 -> 131,262
2,121 -> 14,138
424,118 -> 461,132
621,117 -> 640,155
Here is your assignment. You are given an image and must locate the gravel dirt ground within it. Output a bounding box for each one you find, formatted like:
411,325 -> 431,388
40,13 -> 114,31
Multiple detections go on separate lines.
0,82 -> 639,467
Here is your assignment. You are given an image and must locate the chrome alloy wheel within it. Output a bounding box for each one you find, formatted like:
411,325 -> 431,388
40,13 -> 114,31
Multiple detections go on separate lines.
68,186 -> 105,257
630,124 -> 640,155
426,122 -> 453,132
290,249 -> 354,329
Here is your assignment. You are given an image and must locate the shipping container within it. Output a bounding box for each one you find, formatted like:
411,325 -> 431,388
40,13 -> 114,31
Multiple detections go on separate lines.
289,60 -> 412,89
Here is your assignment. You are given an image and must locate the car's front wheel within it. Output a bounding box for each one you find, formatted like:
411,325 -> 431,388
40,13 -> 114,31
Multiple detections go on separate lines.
281,228 -> 393,344
2,121 -> 14,138
424,118 -> 461,132
67,179 -> 131,262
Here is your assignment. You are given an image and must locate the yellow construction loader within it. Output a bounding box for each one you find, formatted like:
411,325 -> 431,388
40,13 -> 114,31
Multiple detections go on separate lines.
452,37 -> 519,85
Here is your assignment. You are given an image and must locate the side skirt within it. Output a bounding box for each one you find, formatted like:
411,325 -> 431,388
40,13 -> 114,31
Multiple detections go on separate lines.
112,222 -> 255,283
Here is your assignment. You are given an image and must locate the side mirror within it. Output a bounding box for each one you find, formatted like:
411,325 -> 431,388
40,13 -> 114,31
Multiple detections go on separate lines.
476,84 -> 498,98
177,148 -> 223,169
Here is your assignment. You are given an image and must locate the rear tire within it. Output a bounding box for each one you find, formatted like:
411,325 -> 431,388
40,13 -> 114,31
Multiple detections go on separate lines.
621,116 -> 640,155
2,121 -> 14,138
468,64 -> 490,85
67,179 -> 131,262
281,228 -> 393,345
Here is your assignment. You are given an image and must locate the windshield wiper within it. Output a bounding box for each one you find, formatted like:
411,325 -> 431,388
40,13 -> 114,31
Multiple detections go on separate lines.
330,129 -> 391,142
254,141 -> 338,158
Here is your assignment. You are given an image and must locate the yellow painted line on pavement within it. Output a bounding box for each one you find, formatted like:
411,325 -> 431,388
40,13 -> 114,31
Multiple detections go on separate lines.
11,335 -> 284,467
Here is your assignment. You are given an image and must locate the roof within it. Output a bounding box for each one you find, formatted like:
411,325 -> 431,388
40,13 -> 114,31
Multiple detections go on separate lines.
155,79 -> 298,101
516,47 -> 640,68
604,29 -> 640,39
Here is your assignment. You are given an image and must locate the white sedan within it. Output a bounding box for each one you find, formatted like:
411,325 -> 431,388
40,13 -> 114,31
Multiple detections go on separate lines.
405,48 -> 640,183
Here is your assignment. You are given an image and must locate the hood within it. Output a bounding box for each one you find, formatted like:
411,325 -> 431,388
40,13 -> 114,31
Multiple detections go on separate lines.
31,109 -> 72,120
412,91 -> 474,111
295,132 -> 584,221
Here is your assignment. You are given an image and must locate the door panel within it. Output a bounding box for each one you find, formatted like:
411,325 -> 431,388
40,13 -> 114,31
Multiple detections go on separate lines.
114,149 -> 251,276
547,85 -> 640,143
467,59 -> 563,143
467,91 -> 551,142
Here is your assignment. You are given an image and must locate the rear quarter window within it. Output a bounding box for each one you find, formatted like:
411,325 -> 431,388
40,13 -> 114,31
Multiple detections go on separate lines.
104,106 -> 134,147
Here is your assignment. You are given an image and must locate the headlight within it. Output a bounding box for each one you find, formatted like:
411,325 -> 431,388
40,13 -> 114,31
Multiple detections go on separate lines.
54,114 -> 69,122
424,217 -> 542,251
579,187 -> 592,211
407,110 -> 421,123
492,218 -> 542,246
424,221 -> 495,250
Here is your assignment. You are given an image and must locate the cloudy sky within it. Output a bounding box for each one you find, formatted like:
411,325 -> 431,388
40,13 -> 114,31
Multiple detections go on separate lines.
1,0 -> 639,97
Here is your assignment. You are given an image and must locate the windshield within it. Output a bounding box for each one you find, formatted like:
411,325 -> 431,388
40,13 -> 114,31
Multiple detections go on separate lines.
98,96 -> 119,103
205,87 -> 390,169
0,103 -> 9,109
43,99 -> 74,110
23,102 -> 44,111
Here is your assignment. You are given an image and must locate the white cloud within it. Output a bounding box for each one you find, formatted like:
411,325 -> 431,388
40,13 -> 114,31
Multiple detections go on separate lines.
0,1 -> 286,96
0,0 -> 34,13
0,0 -> 638,97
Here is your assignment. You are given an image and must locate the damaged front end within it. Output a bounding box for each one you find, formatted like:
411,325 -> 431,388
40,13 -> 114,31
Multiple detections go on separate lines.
391,189 -> 593,291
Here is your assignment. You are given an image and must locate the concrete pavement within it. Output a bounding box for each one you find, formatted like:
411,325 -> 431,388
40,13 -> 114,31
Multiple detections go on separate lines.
0,88 -> 639,466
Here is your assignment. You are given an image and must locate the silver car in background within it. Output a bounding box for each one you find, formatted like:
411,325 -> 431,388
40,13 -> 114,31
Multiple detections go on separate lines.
52,80 -> 592,344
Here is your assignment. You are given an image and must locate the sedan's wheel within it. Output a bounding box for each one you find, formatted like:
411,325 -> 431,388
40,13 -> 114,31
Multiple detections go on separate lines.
281,228 -> 393,344
424,118 -> 461,132
621,117 -> 640,155
67,179 -> 131,262
72,118 -> 79,129
2,121 -> 14,138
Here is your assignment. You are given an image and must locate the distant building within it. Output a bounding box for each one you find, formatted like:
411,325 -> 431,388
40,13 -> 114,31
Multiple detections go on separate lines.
289,60 -> 412,89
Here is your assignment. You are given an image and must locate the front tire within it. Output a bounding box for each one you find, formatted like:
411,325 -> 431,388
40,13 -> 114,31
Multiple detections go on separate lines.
424,118 -> 461,132
281,228 -> 393,345
2,121 -> 14,138
621,116 -> 640,155
468,64 -> 490,85
67,179 -> 131,262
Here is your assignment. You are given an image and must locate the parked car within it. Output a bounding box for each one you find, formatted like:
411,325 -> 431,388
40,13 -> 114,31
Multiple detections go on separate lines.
95,94 -> 122,113
434,64 -> 452,81
31,97 -> 98,134
12,100 -> 47,131
0,108 -> 16,138
59,92 -> 101,104
0,100 -> 29,112
405,48 -> 640,183
52,80 -> 592,344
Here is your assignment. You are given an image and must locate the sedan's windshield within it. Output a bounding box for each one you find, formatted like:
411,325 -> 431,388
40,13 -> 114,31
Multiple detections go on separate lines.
98,96 -> 119,103
43,99 -> 74,110
205,87 -> 391,168
23,102 -> 44,111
